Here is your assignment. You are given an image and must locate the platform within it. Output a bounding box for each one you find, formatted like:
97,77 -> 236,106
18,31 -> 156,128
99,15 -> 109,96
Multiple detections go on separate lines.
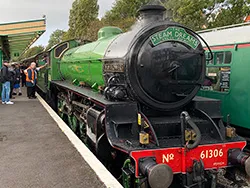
0,90 -> 122,188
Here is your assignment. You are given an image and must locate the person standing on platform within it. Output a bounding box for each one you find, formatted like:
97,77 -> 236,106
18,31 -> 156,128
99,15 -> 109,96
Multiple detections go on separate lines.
20,63 -> 27,87
9,63 -> 16,99
25,62 -> 48,99
13,63 -> 22,96
0,61 -> 14,104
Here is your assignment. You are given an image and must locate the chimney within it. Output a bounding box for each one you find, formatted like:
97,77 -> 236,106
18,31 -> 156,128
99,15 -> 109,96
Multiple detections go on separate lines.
138,5 -> 166,24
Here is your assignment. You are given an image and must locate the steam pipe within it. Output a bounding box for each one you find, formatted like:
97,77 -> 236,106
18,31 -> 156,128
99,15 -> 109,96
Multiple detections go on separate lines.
180,111 -> 202,149
72,101 -> 89,110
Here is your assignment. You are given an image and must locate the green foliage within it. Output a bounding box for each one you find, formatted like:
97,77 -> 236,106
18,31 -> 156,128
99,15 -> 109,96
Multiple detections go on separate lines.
62,31 -> 73,41
67,0 -> 99,40
164,0 -> 250,30
85,19 -> 105,41
102,17 -> 135,32
104,0 -> 151,21
46,29 -> 66,50
208,0 -> 250,28
165,0 -> 210,30
103,0 -> 151,30
64,0 -> 250,42
20,45 -> 44,60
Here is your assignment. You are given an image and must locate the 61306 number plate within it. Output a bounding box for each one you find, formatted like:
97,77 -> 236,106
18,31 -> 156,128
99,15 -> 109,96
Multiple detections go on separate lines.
130,141 -> 246,177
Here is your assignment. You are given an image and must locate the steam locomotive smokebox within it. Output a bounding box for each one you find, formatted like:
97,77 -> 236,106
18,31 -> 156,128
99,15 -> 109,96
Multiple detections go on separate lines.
126,9 -> 205,111
103,4 -> 205,112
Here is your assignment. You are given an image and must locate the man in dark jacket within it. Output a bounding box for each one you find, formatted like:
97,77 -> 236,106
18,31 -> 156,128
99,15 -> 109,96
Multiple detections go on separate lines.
9,63 -> 16,99
1,61 -> 14,104
20,63 -> 27,87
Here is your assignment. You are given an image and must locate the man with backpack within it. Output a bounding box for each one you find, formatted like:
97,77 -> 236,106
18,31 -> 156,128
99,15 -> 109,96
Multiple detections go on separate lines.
1,61 -> 14,104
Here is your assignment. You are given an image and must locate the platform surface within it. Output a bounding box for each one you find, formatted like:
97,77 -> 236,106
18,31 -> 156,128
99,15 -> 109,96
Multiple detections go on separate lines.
0,90 -> 106,188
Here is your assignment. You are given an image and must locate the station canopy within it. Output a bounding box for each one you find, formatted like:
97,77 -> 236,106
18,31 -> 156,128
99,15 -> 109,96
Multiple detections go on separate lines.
0,18 -> 46,60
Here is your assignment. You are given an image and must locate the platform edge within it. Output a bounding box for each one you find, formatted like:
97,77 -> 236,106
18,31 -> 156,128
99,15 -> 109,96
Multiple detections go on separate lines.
37,95 -> 123,188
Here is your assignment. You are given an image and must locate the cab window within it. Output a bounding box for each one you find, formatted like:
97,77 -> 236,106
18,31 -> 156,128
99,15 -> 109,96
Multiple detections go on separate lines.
54,42 -> 69,58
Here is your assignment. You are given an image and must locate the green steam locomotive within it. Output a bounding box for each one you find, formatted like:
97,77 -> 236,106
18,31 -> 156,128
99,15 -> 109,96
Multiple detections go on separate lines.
21,5 -> 250,188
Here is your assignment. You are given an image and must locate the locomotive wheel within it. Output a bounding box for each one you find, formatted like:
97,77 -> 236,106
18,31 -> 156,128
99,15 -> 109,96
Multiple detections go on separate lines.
67,115 -> 74,131
71,115 -> 79,133
57,99 -> 66,120
79,122 -> 87,143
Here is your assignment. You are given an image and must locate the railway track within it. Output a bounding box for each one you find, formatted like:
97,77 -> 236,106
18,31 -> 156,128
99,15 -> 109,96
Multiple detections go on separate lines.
217,136 -> 250,188
217,168 -> 250,188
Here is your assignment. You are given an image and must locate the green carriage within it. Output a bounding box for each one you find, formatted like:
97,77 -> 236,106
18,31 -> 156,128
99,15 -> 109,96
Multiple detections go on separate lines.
198,23 -> 250,133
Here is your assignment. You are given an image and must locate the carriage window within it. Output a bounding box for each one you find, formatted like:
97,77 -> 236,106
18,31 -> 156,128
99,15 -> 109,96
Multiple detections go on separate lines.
206,52 -> 213,65
202,66 -> 231,92
215,52 -> 224,64
55,43 -> 69,58
224,51 -> 232,64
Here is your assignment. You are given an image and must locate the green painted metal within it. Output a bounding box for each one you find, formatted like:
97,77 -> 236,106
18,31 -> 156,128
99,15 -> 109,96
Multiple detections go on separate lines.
67,114 -> 74,130
71,115 -> 79,133
60,27 -> 122,89
79,121 -> 87,142
122,159 -> 132,188
37,53 -> 47,92
34,40 -> 79,93
50,40 -> 79,81
198,46 -> 250,129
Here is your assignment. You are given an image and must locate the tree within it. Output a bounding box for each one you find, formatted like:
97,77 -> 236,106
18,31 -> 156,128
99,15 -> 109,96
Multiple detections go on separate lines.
164,0 -> 219,30
46,29 -> 66,50
85,19 -> 105,41
62,31 -> 72,41
20,45 -> 44,60
207,0 -> 250,28
64,0 -> 250,43
103,0 -> 250,32
164,0 -> 250,30
103,0 -> 151,30
67,0 -> 99,40
104,0 -> 151,21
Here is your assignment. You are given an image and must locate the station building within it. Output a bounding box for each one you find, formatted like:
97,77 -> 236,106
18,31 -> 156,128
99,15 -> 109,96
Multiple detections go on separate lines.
0,18 -> 46,66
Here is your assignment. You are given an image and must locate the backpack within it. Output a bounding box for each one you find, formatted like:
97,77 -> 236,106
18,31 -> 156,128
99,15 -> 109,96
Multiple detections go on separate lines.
0,67 -> 4,83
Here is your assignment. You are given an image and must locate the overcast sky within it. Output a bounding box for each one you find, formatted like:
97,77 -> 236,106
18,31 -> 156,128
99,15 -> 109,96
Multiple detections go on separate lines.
0,0 -> 116,47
